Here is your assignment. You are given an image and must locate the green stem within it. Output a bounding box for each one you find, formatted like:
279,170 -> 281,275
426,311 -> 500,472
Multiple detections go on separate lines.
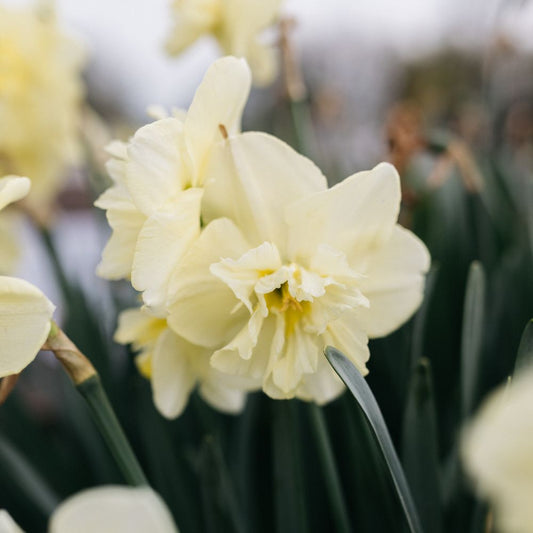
306,403 -> 352,533
76,375 -> 147,486
39,226 -> 72,304
0,432 -> 59,517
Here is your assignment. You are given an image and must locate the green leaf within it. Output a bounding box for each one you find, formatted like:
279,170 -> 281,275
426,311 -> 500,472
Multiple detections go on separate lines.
461,261 -> 486,418
513,319 -> 533,375
305,403 -> 352,533
402,358 -> 442,533
411,265 -> 439,368
272,401 -> 308,533
0,432 -> 59,517
325,346 -> 423,533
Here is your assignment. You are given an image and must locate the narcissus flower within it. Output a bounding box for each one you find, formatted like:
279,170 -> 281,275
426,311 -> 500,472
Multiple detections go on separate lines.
166,0 -> 282,86
0,4 -> 84,209
462,370 -> 533,533
95,56 -> 251,312
2,486 -> 178,533
167,133 -> 430,403
115,307 -> 246,418
0,176 -> 55,378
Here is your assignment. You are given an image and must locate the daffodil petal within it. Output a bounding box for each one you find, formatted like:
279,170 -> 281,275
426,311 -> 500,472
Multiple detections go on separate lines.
0,276 -> 55,378
167,218 -> 250,348
203,132 -> 327,249
356,225 -> 431,338
184,56 -> 251,178
126,118 -> 187,216
0,510 -> 24,533
286,162 -> 401,263
0,176 -> 30,211
49,486 -> 178,533
151,329 -> 197,419
131,188 -> 202,309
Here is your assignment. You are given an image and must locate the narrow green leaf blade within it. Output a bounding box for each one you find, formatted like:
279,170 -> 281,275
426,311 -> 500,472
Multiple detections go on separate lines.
402,358 -> 442,533
325,346 -> 423,533
461,261 -> 486,418
514,319 -> 533,375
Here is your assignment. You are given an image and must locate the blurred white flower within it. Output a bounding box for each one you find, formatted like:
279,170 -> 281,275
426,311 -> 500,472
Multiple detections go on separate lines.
166,0 -> 282,86
0,176 -> 55,378
95,56 -> 251,312
0,4 -> 84,211
115,307 -> 246,418
462,369 -> 533,533
167,133 -> 430,403
2,486 -> 178,533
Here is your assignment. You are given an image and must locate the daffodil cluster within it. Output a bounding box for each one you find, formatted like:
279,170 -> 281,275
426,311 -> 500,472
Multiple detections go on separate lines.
97,56 -> 430,418
165,0 -> 282,86
0,3 -> 84,210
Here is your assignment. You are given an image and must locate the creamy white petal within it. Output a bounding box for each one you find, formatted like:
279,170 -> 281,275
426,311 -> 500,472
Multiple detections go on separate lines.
0,176 -> 30,211
49,486 -> 178,533
286,162 -> 401,264
355,225 -> 430,338
114,308 -> 165,348
296,352 -> 345,405
151,329 -> 197,419
0,276 -> 55,378
167,218 -> 250,348
0,510 -> 24,533
184,56 -> 251,181
126,118 -> 187,216
199,367 -> 248,414
322,313 -> 370,376
210,242 -> 281,312
131,188 -> 202,309
96,194 -> 146,280
203,132 -> 327,250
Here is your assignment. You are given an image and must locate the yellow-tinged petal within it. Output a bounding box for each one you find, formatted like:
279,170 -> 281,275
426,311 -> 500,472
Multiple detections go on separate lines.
151,329 -> 197,419
462,370 -> 533,533
355,226 -> 431,338
0,510 -> 24,533
184,56 -> 251,180
49,486 -> 178,533
0,276 -> 55,378
131,188 -> 203,309
0,176 -> 30,211
126,118 -> 188,216
286,162 -> 401,264
167,218 -> 251,348
203,132 -> 327,250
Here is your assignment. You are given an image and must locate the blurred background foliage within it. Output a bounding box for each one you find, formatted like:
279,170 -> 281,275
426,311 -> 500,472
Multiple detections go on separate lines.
1,0 -> 532,531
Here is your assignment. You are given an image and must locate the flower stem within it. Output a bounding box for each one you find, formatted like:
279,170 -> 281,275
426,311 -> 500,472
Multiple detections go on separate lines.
43,324 -> 147,487
306,403 -> 352,533
76,375 -> 148,486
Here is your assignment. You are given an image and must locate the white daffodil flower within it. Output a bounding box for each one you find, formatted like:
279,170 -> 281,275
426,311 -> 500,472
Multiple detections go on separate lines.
166,0 -> 282,86
95,56 -> 251,312
462,370 -> 533,533
167,133 -> 430,403
1,486 -> 178,533
0,4 -> 84,210
0,176 -> 55,378
115,307 -> 246,418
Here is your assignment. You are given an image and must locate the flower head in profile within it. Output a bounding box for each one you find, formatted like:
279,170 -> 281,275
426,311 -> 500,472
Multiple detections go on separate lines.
167,133 -> 430,403
115,306 -> 246,418
462,369 -> 533,533
95,56 -> 251,312
0,176 -> 55,379
0,4 -> 84,211
166,0 -> 282,85
2,485 -> 178,533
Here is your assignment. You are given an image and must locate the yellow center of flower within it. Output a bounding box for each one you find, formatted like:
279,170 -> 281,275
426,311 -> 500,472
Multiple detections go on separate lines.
0,38 -> 31,97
